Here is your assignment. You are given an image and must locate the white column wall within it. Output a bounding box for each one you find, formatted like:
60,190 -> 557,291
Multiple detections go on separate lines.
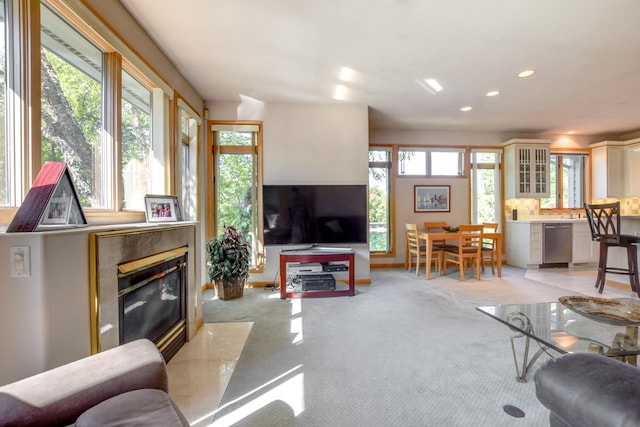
207,101 -> 370,283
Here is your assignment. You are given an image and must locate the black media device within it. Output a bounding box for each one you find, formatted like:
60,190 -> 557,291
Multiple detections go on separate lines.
262,184 -> 367,245
300,274 -> 336,291
322,263 -> 349,272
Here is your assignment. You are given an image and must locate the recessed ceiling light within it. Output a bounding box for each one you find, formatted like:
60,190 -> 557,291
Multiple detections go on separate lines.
424,78 -> 443,92
339,67 -> 355,82
333,85 -> 348,101
486,90 -> 500,97
460,106 -> 472,112
416,78 -> 444,95
518,69 -> 535,78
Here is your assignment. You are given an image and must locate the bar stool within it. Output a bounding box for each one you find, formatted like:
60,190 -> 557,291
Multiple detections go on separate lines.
584,202 -> 640,296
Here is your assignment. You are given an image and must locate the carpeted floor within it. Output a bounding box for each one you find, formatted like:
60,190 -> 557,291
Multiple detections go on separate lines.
202,266 -> 634,426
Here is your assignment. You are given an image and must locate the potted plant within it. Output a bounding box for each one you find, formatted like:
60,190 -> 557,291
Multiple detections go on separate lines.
205,225 -> 250,300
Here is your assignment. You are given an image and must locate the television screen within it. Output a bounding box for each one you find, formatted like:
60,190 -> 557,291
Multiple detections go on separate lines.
262,185 -> 368,245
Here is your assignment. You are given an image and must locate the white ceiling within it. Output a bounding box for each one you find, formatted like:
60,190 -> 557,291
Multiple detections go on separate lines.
121,0 -> 640,136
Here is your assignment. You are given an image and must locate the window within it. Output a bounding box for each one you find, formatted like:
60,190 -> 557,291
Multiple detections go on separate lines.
212,122 -> 262,269
369,147 -> 393,254
398,148 -> 464,176
540,154 -> 586,210
0,0 -> 7,206
121,69 -> 152,210
470,150 -> 502,224
37,1 -> 170,216
177,100 -> 200,221
41,3 -> 104,207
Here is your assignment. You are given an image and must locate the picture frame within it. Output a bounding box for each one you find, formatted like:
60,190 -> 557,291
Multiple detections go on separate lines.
414,185 -> 450,212
42,197 -> 72,224
6,161 -> 88,232
144,194 -> 182,222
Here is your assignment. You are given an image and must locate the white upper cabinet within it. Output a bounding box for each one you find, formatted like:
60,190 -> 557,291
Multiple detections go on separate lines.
624,139 -> 640,197
503,139 -> 551,199
591,141 -> 625,199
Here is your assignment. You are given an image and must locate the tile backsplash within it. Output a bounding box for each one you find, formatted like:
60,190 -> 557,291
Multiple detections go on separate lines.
505,197 -> 640,219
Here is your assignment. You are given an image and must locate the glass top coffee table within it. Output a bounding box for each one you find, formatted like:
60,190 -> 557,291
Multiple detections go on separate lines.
476,297 -> 640,382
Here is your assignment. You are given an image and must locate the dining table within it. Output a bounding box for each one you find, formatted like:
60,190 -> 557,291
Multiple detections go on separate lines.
418,229 -> 503,280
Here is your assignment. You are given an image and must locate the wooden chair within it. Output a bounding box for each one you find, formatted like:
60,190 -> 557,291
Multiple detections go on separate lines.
424,221 -> 455,272
406,223 -> 442,276
584,202 -> 640,296
481,222 -> 499,274
443,224 -> 484,281
424,221 -> 457,250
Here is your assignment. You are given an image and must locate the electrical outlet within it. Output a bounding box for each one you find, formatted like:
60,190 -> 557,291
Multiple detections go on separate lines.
10,246 -> 31,277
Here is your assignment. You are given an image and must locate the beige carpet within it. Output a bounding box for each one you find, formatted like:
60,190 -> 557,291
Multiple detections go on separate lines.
201,266 -> 635,426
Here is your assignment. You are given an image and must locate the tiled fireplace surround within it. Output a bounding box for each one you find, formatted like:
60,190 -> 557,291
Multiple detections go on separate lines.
91,223 -> 200,355
0,222 -> 202,385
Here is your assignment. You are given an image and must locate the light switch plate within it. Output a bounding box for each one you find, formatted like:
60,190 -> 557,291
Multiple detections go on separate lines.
10,246 -> 31,277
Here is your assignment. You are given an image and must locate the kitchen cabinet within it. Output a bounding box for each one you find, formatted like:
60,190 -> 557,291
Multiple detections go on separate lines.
624,139 -> 640,197
507,220 -> 598,268
591,141 -> 625,199
571,221 -> 599,263
503,139 -> 551,199
505,221 -> 542,268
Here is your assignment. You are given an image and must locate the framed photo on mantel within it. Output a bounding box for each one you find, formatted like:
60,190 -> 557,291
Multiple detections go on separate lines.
414,185 -> 450,212
144,194 -> 182,222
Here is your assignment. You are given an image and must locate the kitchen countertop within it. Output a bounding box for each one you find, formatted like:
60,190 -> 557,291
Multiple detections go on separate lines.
506,218 -> 587,223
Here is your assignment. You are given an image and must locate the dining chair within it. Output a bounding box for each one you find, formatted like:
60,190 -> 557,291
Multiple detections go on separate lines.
424,221 -> 457,250
442,224 -> 484,281
481,222 -> 499,274
584,202 -> 640,296
406,223 -> 442,276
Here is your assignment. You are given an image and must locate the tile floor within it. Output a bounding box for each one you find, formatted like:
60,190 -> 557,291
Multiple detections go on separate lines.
166,267 -> 637,426
167,321 -> 252,426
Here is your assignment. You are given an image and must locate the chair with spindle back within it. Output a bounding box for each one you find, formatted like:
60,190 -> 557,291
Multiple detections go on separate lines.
584,202 -> 640,296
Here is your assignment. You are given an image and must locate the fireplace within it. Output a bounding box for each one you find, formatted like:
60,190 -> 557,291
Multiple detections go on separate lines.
117,247 -> 188,361
89,224 -> 199,359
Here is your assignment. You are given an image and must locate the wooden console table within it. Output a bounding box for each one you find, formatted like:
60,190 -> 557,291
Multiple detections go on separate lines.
279,250 -> 355,299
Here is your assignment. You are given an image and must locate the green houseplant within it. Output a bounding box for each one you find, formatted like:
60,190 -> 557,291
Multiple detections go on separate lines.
206,225 -> 250,300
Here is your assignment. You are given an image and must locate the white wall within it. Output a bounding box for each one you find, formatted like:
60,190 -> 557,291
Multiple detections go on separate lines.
208,101 -> 371,282
0,234 -> 46,384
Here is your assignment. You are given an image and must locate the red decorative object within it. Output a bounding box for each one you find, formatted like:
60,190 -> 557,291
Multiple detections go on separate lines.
6,161 -> 87,232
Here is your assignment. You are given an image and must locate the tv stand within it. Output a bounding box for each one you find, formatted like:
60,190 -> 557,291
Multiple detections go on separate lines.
279,249 -> 355,299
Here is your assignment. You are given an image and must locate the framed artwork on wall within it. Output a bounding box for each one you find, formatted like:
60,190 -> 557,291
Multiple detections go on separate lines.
144,194 -> 182,222
414,185 -> 450,212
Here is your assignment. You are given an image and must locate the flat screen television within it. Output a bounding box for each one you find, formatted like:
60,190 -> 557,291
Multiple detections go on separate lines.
262,184 -> 368,245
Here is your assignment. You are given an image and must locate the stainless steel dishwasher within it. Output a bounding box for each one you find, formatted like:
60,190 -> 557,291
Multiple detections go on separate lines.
542,223 -> 573,267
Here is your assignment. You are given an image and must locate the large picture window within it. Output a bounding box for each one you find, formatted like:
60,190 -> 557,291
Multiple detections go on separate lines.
41,3 -> 104,207
121,70 -> 152,210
